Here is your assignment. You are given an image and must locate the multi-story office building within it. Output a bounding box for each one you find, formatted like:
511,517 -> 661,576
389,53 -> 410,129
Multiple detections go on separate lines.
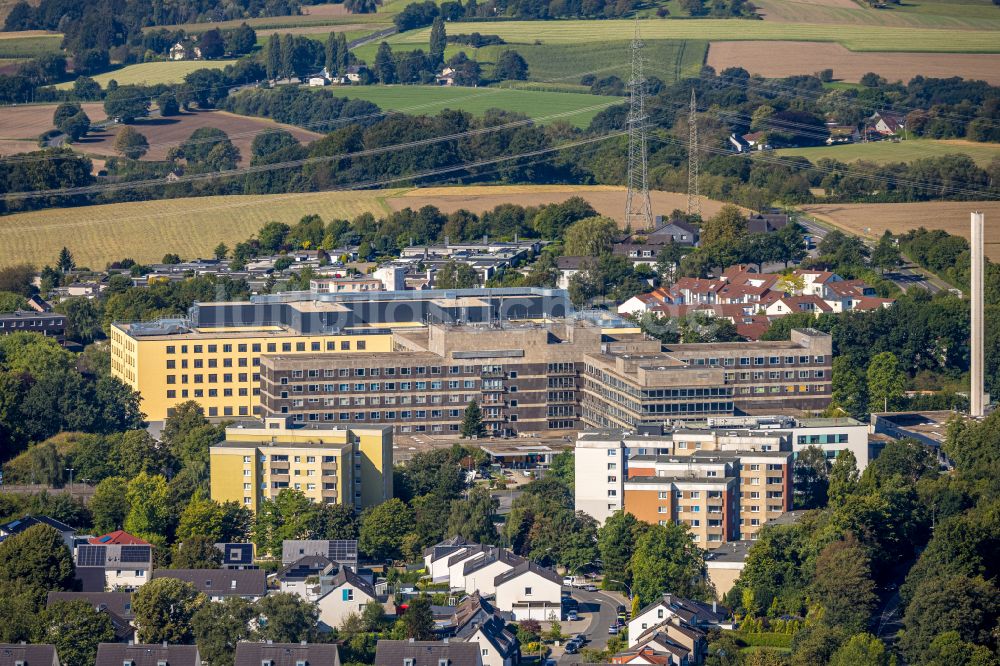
582,328 -> 832,429
111,287 -> 572,421
259,320 -> 612,436
575,428 -> 795,543
209,418 -> 392,512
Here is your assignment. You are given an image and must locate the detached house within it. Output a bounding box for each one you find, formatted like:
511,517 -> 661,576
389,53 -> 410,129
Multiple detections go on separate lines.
233,642 -> 340,666
629,595 -> 727,648
151,569 -> 266,602
76,534 -> 153,591
373,640 -> 482,666
447,594 -> 521,666
95,644 -> 199,666
47,591 -> 134,642
0,644 -> 60,666
314,567 -> 379,630
493,560 -> 562,621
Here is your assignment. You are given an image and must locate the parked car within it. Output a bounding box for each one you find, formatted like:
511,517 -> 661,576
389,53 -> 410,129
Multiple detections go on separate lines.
564,641 -> 580,654
567,610 -> 579,621
608,624 -> 619,635
581,584 -> 598,592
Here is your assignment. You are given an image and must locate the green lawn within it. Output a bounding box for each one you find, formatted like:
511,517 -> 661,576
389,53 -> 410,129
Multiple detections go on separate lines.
353,39 -> 708,86
322,84 -> 620,127
0,33 -> 63,59
775,139 -> 1000,167
387,18 -> 1000,52
54,60 -> 238,89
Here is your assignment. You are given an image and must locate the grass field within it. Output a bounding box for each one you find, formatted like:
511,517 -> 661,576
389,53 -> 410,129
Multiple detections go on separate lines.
801,200 -> 1000,261
0,185 -> 730,267
775,139 -> 1000,167
54,60 -> 237,89
325,85 -> 618,127
707,41 -> 1000,85
353,39 -> 708,87
387,19 -> 1000,53
0,32 -> 62,58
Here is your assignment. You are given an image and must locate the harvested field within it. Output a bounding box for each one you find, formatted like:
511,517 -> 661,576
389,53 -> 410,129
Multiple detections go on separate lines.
801,201 -> 1000,261
0,139 -> 40,156
253,23 -> 374,37
391,185 -> 731,228
71,110 -> 323,164
0,190 -> 397,268
707,41 -> 1000,85
389,19 -> 1000,53
0,185 -> 728,267
0,102 -> 107,139
754,0 -> 1000,29
774,139 -> 1000,167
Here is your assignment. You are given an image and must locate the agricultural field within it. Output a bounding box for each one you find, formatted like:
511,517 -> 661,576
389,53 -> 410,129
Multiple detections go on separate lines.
774,139 -> 1000,168
325,85 -> 618,128
387,18 -> 1000,53
753,0 -> 1000,30
70,109 -> 323,164
801,201 -> 1000,260
54,60 -> 237,89
352,39 -> 708,87
0,31 -> 61,58
707,41 -> 1000,85
0,185 -> 730,267
0,102 -> 107,141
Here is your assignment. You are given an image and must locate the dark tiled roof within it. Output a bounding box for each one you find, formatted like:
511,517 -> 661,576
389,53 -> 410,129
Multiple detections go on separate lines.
320,566 -> 376,600
450,595 -> 519,659
216,543 -> 255,567
423,536 -> 470,559
74,566 -> 108,592
636,594 -> 728,626
152,569 -> 266,596
373,640 -> 481,666
47,591 -> 133,618
492,560 -> 562,588
462,547 -> 523,576
0,644 -> 58,666
234,643 -> 340,666
95,644 -> 199,666
276,556 -> 335,581
0,515 -> 75,535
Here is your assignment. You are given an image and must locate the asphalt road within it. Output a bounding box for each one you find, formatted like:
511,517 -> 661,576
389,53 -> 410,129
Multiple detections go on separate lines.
556,586 -> 628,663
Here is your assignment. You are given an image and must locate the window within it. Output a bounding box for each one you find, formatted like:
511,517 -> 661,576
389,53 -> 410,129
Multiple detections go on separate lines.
342,589 -> 354,601
524,587 -> 532,596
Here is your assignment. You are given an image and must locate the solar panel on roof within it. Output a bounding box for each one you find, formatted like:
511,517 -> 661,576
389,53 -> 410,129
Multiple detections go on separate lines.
328,540 -> 358,565
99,535 -> 111,543
120,545 -> 150,563
77,545 -> 107,567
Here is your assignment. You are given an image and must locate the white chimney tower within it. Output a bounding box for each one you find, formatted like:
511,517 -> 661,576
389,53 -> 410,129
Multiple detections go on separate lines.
971,211 -> 985,417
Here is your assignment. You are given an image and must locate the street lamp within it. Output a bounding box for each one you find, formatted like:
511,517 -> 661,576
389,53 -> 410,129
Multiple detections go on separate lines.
609,579 -> 633,600
65,467 -> 75,492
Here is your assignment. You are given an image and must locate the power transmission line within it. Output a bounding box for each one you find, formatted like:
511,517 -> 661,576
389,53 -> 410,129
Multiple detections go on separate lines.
687,88 -> 701,218
624,18 -> 653,231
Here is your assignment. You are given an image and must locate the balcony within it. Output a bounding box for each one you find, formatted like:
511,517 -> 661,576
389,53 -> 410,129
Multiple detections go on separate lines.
481,370 -> 506,379
269,468 -> 290,476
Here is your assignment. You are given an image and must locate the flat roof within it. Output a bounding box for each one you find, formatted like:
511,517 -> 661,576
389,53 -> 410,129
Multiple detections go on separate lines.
705,540 -> 753,564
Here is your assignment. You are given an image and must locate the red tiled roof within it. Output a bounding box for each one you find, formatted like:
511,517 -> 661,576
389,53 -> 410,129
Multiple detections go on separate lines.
89,531 -> 149,545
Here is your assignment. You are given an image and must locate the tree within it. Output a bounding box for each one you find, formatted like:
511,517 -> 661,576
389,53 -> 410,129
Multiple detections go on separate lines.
0,291 -> 27,312
435,260 -> 479,288
252,489 -> 319,557
899,574 -> 999,662
701,205 -> 747,247
198,29 -> 225,59
828,449 -> 859,506
429,17 -> 446,66
493,49 -> 529,81
793,445 -> 829,509
56,246 -> 75,272
402,594 -> 435,640
114,126 -> 149,159
925,631 -> 999,666
359,498 -> 413,561
871,231 -> 901,274
309,502 -> 359,540
191,597 -> 254,666
54,103 -> 90,142
42,600 -> 115,666
548,450 -> 574,490
829,633 -> 890,666
598,511 -> 641,592
172,535 -> 223,569
630,522 -> 707,603
811,535 -> 877,634
90,476 -> 130,533
345,0 -> 382,13
460,400 -> 485,439
103,85 -> 150,123
447,485 -> 499,544
563,216 -> 619,257
55,297 -> 102,344
177,495 -> 227,543
225,24 -> 257,56
0,524 -> 75,593
133,577 -> 205,643
374,42 -> 396,83
266,33 -> 281,80
832,355 -> 869,420
157,92 -> 180,116
254,593 -> 318,642
124,472 -> 172,540
867,351 -> 906,413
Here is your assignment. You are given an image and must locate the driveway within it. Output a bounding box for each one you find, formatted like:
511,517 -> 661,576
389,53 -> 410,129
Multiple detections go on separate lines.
556,586 -> 628,663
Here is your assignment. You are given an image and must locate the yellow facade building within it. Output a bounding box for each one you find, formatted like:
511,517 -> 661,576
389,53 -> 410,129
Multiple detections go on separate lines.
110,322 -> 393,421
210,417 -> 393,512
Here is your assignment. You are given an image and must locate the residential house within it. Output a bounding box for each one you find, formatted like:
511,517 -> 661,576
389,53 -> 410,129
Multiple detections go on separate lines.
0,515 -> 75,548
281,540 -> 359,569
746,212 -> 788,234
436,67 -> 456,86
345,65 -> 365,83
825,124 -> 858,145
168,42 -> 201,61
215,542 -> 256,569
446,593 -> 520,666
75,538 -> 153,591
423,537 -> 475,583
741,132 -> 769,151
628,595 -> 727,648
0,644 -> 59,666
95,644 -> 199,666
611,644 -> 688,665
373,640 -> 483,666
47,591 -> 134,642
309,76 -> 330,86
151,569 -> 266,602
617,288 -> 676,316
278,555 -> 336,597
556,256 -> 591,290
233,642 -> 340,666
0,311 -> 66,342
493,561 -> 562,621
704,540 -> 752,598
613,218 -> 700,267
314,566 -> 379,630
870,112 -> 905,136
459,547 -> 524,596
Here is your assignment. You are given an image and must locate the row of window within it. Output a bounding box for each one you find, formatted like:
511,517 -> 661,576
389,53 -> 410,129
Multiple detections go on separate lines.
280,409 -> 464,420
167,357 -> 255,369
166,373 -> 258,384
684,354 -> 826,367
280,379 -> 480,391
286,364 -> 482,378
165,340 -> 367,354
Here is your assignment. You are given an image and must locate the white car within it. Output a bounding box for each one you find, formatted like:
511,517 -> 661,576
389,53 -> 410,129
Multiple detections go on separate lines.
567,610 -> 579,621
581,584 -> 598,592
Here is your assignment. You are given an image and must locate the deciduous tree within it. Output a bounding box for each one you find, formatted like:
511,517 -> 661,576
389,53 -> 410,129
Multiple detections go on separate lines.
133,577 -> 205,643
